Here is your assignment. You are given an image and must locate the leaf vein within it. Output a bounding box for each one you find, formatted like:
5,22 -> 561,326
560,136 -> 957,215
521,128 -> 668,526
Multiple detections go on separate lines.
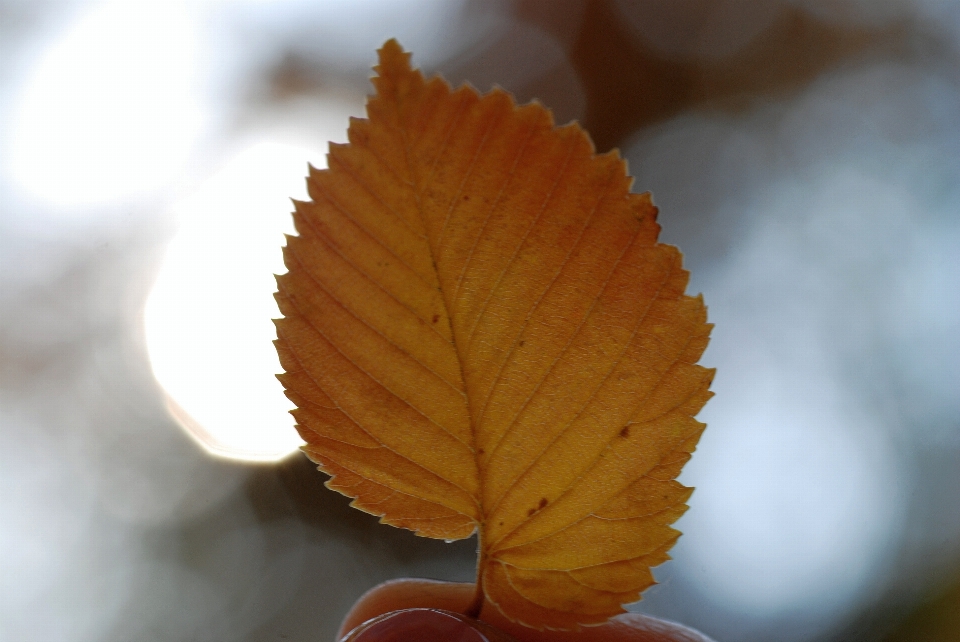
436,102 -> 504,252
422,88 -> 472,189
327,151 -> 426,241
307,171 -> 437,291
493,330 -> 701,551
483,223 -> 643,487
463,132 -> 579,352
291,236 -> 465,388
312,434 -> 478,516
278,329 -> 475,503
278,280 -> 475,455
487,247 -> 678,541
451,120 -> 538,309
287,245 -> 464,395
474,163 -> 619,441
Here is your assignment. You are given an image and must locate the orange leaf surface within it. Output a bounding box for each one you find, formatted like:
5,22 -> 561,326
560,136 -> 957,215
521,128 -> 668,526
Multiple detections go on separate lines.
274,40 -> 713,631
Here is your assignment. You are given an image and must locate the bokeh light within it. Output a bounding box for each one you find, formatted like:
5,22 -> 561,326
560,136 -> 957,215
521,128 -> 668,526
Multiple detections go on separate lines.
4,0 -> 207,212
144,122 -> 356,461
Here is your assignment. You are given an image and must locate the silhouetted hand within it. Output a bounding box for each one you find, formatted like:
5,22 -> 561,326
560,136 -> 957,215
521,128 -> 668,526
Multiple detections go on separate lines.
338,579 -> 714,642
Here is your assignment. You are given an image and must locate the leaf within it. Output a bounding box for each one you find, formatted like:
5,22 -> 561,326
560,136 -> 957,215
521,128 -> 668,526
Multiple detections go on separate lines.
274,40 -> 713,631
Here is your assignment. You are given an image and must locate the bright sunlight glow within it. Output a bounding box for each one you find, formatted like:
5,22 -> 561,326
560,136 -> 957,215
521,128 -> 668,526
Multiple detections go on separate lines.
144,140 -> 329,462
5,0 -> 205,211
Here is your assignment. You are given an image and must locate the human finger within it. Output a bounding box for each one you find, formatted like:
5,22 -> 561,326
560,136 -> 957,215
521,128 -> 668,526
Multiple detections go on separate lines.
338,578 -> 714,642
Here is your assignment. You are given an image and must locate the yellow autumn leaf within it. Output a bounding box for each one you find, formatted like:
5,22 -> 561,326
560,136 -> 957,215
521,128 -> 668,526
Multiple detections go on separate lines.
274,40 -> 713,631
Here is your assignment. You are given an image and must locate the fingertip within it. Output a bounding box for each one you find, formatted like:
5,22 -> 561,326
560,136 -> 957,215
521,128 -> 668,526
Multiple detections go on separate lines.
342,609 -> 495,642
336,579 -> 715,642
337,579 -> 475,639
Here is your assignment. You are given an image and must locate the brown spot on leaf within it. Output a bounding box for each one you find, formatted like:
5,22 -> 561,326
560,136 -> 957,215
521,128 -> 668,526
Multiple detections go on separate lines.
431,314 -> 439,324
619,426 -> 630,438
528,497 -> 549,516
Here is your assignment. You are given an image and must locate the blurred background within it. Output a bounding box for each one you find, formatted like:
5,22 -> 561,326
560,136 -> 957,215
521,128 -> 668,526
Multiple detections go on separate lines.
1,1 -> 958,641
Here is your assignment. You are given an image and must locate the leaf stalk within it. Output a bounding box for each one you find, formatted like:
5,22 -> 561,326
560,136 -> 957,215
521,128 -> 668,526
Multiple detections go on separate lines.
465,544 -> 486,620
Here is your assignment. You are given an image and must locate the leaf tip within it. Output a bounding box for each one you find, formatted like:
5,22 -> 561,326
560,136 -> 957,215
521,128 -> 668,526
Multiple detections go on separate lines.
378,37 -> 404,57
376,38 -> 413,77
